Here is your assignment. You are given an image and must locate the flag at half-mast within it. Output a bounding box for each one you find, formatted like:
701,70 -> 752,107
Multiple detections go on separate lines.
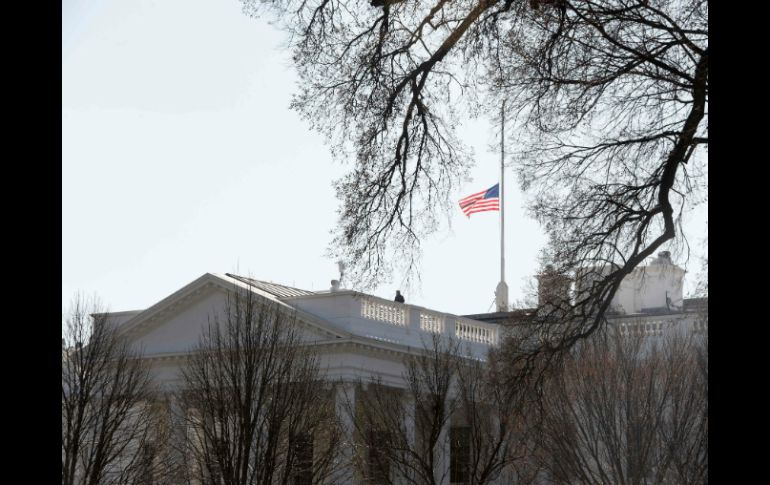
458,184 -> 499,217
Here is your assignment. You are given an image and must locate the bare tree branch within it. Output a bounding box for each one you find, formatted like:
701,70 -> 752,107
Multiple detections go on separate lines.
62,294 -> 157,485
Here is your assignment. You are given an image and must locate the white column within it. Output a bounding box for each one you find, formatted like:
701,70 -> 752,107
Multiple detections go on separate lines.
333,383 -> 357,484
186,407 -> 203,485
434,403 -> 451,485
400,393 -> 416,485
489,411 -> 503,485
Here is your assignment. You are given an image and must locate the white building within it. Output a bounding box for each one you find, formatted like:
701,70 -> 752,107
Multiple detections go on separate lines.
104,254 -> 705,484
106,272 -> 501,485
467,251 -> 707,339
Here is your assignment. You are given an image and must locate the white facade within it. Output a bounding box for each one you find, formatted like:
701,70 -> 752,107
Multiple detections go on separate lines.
610,251 -> 686,315
106,261 -> 705,485
468,253 -> 706,340
606,253 -> 706,339
109,272 -> 502,485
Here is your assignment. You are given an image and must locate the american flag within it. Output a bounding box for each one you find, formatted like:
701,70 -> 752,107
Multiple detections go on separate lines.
458,184 -> 499,217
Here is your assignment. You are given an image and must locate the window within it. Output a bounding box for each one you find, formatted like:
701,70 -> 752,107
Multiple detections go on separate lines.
290,433 -> 314,485
367,429 -> 390,485
450,426 -> 471,485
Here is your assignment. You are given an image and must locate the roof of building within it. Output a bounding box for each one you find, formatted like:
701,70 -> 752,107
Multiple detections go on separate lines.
683,297 -> 708,312
466,296 -> 709,325
225,273 -> 315,299
462,309 -> 536,325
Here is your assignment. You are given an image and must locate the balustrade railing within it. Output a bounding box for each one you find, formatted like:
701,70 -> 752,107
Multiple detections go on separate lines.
360,298 -> 407,326
358,297 -> 497,345
455,318 -> 497,345
419,311 -> 445,334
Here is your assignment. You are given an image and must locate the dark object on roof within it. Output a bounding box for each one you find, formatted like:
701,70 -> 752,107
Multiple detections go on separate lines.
394,290 -> 405,303
370,0 -> 405,7
369,0 -> 404,8
225,273 -> 314,299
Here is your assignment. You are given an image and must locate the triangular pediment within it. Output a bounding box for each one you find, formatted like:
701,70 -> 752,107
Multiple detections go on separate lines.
118,274 -> 348,356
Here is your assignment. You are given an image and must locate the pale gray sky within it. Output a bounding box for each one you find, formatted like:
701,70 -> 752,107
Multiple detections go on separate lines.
62,0 -> 706,316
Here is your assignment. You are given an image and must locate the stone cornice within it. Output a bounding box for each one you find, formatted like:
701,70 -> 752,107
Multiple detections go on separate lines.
138,335 -> 432,364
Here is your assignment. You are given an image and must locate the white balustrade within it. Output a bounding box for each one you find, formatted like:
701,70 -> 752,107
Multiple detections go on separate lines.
692,319 -> 708,334
454,318 -> 497,345
618,320 -> 665,336
360,297 -> 408,326
419,311 -> 445,334
357,297 -> 498,347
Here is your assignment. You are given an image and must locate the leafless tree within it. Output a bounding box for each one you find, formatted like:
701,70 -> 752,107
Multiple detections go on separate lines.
534,327 -> 707,485
176,286 -> 342,485
62,294 -> 158,485
347,335 -> 538,485
501,0 -> 708,356
239,0 -> 707,339
456,345 -> 543,485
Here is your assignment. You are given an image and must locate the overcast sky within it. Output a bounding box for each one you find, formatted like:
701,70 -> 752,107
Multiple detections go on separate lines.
62,0 -> 707,317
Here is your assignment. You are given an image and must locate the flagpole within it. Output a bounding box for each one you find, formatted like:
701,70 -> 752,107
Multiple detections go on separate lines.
495,100 -> 509,312
501,100 -> 505,286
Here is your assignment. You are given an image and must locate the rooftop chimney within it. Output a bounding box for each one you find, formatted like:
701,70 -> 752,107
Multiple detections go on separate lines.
330,279 -> 341,292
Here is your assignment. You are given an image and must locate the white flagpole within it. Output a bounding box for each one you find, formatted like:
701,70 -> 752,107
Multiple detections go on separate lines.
495,100 -> 509,312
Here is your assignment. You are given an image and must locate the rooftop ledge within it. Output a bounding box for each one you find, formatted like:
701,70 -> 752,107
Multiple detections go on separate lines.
281,290 -> 500,355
